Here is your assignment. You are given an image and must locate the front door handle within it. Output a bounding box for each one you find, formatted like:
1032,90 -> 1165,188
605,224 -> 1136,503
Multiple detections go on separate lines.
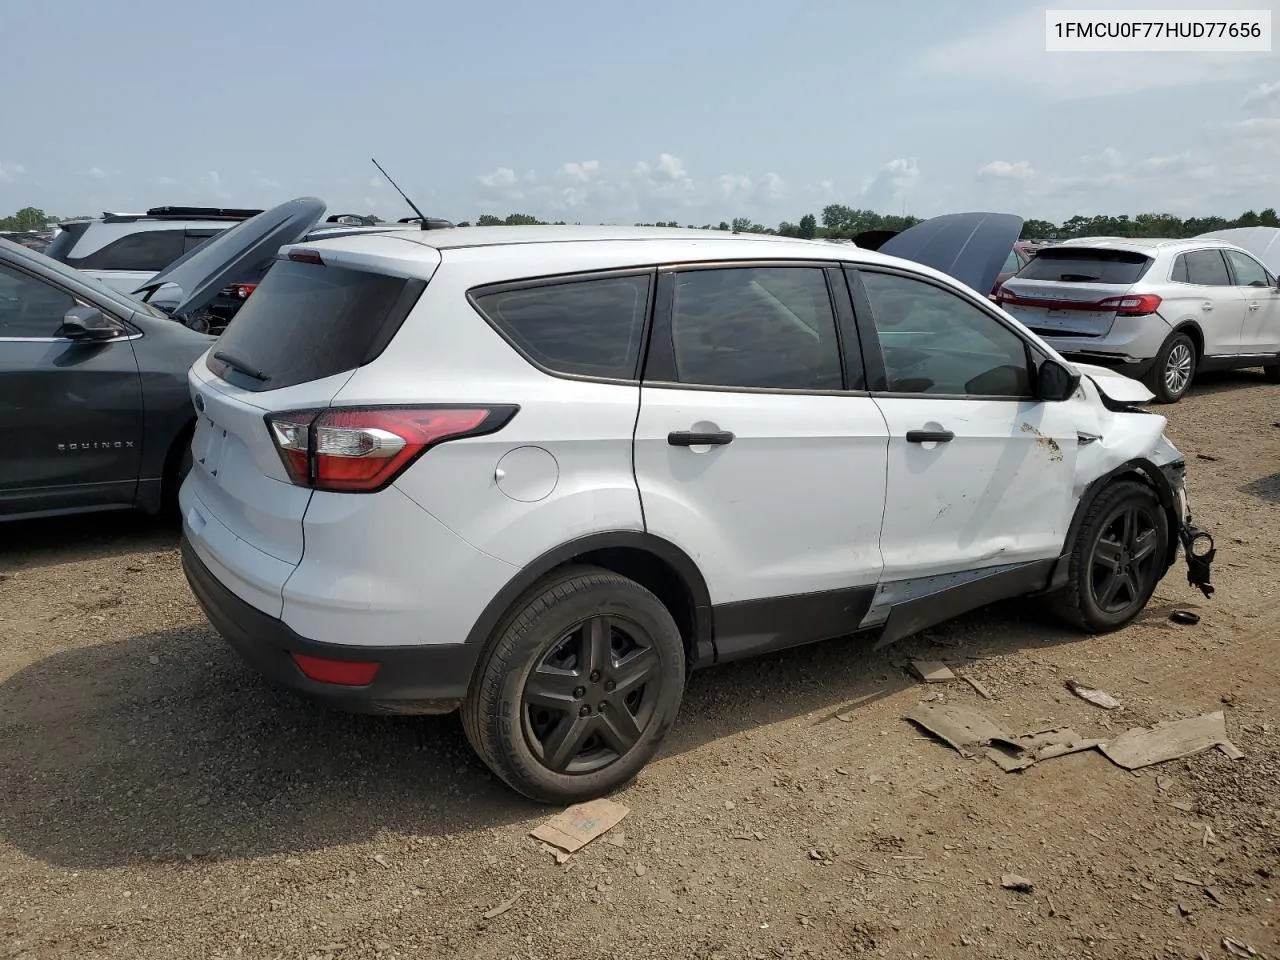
906,429 -> 955,443
668,430 -> 734,446
1248,301 -> 1260,311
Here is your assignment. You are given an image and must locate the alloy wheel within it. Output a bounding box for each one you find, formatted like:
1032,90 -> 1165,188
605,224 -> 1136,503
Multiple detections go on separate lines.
1164,341 -> 1193,396
1089,502 -> 1161,615
522,614 -> 661,775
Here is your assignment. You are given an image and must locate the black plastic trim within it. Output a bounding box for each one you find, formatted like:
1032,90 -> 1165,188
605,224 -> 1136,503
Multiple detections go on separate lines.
181,538 -> 472,714
1046,457 -> 1181,591
711,585 -> 876,665
461,531 -> 715,669
877,559 -> 1056,648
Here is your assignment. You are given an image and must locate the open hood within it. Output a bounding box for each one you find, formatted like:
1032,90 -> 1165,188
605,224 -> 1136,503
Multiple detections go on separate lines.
1195,227 -> 1280,275
878,212 -> 1024,296
133,197 -> 326,316
1073,362 -> 1154,405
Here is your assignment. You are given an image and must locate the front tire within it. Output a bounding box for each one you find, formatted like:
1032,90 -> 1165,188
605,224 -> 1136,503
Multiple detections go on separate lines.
462,566 -> 686,803
1263,357 -> 1280,383
1144,331 -> 1196,403
1047,479 -> 1169,633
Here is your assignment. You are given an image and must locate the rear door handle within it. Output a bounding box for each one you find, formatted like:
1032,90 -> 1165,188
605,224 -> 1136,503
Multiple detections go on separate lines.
1201,301 -> 1214,311
906,429 -> 955,443
668,430 -> 734,446
1248,301 -> 1261,311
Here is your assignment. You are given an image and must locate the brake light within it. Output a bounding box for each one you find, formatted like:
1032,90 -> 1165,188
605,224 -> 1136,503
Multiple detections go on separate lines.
265,405 -> 517,492
288,250 -> 325,265
231,282 -> 258,300
1096,294 -> 1162,316
996,289 -> 1162,316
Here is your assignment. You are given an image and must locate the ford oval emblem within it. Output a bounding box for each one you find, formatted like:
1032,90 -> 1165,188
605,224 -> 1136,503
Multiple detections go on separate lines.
194,393 -> 206,413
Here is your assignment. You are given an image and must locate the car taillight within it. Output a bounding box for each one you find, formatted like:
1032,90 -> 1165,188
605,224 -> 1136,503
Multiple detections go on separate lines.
1096,294 -> 1162,316
231,282 -> 258,300
265,405 -> 518,492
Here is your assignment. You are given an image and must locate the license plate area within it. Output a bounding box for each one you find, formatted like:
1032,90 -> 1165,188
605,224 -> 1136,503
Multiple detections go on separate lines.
194,415 -> 230,478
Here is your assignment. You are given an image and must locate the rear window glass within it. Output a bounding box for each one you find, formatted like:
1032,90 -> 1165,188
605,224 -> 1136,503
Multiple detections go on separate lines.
471,273 -> 650,379
1015,248 -> 1152,284
206,259 -> 423,392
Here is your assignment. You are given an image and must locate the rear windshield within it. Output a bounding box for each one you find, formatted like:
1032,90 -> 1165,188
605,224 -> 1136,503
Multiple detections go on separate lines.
1015,248 -> 1153,284
205,259 -> 423,392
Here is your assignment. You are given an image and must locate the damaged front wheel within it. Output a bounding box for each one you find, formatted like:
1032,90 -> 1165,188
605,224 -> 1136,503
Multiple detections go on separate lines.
1047,479 -> 1169,633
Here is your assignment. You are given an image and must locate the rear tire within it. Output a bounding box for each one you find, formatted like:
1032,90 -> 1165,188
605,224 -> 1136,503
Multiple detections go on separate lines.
1144,331 -> 1196,403
461,565 -> 686,804
1046,479 -> 1169,633
1263,358 -> 1280,383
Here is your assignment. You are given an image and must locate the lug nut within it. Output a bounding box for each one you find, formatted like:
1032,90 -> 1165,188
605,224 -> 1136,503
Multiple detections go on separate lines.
589,670 -> 602,683
579,704 -> 591,717
604,679 -> 616,692
573,686 -> 586,699
598,702 -> 608,712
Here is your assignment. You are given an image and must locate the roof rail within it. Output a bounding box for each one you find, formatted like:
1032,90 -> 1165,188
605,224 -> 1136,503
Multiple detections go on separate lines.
145,205 -> 264,218
397,216 -> 456,230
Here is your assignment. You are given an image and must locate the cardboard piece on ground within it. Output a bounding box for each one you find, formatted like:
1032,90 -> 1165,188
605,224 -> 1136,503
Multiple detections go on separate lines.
530,798 -> 630,854
962,675 -> 995,700
1100,711 -> 1242,771
1065,679 -> 1122,710
908,704 -> 1104,772
910,660 -> 956,683
906,703 -> 1019,758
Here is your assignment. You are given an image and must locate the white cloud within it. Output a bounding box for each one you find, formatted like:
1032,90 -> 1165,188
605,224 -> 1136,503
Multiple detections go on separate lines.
977,160 -> 1036,181
0,162 -> 24,182
478,166 -> 517,188
860,157 -> 919,209
560,160 -> 600,182
654,153 -> 686,181
1242,80 -> 1280,114
716,173 -> 753,200
86,167 -> 110,180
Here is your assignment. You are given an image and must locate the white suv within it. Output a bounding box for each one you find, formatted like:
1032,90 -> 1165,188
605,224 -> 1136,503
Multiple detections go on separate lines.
180,224 -> 1214,802
996,237 -> 1280,402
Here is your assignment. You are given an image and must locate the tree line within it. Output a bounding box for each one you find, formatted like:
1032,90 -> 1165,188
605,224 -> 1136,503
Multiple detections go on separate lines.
5,203 -> 1278,240
465,205 -> 1280,241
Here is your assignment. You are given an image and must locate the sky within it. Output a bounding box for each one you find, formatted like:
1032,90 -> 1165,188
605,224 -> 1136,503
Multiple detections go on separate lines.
1,0 -> 1276,226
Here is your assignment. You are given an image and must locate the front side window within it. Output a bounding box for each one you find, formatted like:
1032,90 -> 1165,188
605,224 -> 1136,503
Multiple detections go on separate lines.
860,270 -> 1031,397
1223,250 -> 1269,287
664,266 -> 843,390
472,273 -> 650,380
0,263 -> 77,338
1183,249 -> 1232,286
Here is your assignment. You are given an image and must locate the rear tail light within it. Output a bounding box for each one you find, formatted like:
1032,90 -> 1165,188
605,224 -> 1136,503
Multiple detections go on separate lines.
230,282 -> 258,300
265,405 -> 518,493
996,288 -> 1162,316
1096,293 -> 1162,316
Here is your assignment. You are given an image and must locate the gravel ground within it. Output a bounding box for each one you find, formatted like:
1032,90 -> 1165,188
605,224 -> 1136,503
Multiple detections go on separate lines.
1,370 -> 1277,960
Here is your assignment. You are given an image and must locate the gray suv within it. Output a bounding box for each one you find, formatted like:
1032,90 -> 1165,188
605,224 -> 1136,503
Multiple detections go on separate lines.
995,237 -> 1280,402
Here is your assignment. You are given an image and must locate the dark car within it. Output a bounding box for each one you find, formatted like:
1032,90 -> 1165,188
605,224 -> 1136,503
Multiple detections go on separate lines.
0,237 -> 214,520
992,240 -> 1043,295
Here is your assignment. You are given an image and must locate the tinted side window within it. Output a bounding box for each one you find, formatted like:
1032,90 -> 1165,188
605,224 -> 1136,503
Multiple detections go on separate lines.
665,266 -> 843,390
1183,249 -> 1231,286
70,230 -> 186,272
861,271 -> 1031,397
1223,250 -> 1269,287
473,274 -> 650,379
0,263 -> 76,338
1171,255 -> 1190,283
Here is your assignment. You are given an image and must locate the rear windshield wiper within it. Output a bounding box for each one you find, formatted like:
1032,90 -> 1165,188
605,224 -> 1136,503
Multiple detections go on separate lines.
212,349 -> 270,382
1059,273 -> 1100,282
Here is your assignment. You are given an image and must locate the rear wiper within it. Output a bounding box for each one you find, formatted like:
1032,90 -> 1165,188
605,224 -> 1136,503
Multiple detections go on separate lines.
1059,273 -> 1100,282
212,349 -> 269,382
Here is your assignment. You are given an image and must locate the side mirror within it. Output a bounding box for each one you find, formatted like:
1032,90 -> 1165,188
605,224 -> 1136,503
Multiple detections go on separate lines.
1037,358 -> 1080,402
60,305 -> 117,341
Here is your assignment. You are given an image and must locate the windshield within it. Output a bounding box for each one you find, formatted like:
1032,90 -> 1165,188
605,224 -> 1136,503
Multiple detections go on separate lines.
0,237 -> 169,319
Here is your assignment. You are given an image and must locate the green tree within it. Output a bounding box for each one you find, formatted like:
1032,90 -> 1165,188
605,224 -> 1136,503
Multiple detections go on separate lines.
798,213 -> 817,239
1258,208 -> 1279,228
0,206 -> 48,231
476,214 -> 503,226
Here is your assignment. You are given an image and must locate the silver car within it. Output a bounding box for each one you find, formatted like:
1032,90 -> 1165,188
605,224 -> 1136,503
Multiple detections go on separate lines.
996,237 -> 1280,402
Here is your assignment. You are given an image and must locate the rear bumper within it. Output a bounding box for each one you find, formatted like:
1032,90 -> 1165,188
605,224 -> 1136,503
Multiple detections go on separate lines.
182,536 -> 476,714
1057,351 -> 1156,380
